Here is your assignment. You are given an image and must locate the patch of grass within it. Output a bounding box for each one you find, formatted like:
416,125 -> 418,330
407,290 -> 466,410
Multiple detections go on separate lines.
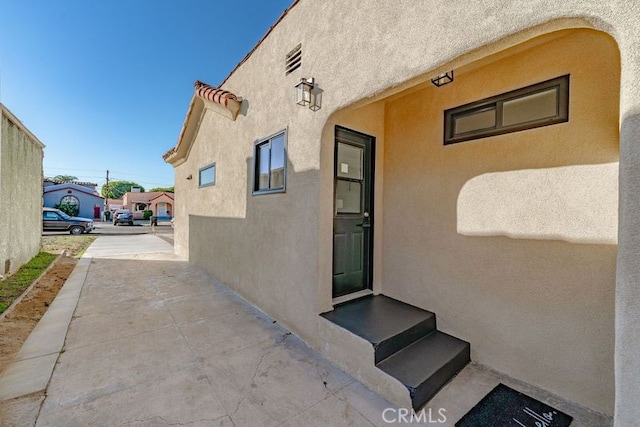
0,237 -> 95,315
0,252 -> 58,314
42,235 -> 96,258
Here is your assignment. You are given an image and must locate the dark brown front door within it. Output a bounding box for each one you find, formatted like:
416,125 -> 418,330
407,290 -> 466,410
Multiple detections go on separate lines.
332,126 -> 375,298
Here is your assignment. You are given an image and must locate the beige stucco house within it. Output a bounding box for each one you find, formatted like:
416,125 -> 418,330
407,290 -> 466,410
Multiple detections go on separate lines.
164,1 -> 640,423
122,191 -> 174,219
0,103 -> 44,278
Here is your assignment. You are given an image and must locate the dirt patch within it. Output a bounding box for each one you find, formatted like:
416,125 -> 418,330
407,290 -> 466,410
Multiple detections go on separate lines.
0,236 -> 94,373
41,235 -> 94,258
0,255 -> 77,370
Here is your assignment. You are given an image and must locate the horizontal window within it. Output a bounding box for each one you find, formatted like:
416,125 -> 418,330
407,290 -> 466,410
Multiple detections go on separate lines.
253,129 -> 287,195
198,163 -> 216,187
444,75 -> 569,145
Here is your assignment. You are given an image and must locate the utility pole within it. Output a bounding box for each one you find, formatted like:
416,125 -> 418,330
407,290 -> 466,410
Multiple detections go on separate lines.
104,170 -> 110,221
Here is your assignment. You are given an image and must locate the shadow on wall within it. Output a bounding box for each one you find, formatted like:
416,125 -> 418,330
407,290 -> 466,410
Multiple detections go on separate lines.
615,110 -> 640,427
187,157 -> 320,317
457,162 -> 618,244
619,111 -> 640,221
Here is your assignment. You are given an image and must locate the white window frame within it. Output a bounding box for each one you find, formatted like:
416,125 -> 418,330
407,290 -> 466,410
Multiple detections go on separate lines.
198,163 -> 216,188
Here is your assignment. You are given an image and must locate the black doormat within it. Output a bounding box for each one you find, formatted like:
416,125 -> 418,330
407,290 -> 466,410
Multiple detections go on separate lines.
456,383 -> 573,427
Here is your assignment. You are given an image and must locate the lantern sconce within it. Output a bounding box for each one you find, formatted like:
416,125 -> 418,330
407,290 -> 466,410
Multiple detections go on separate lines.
186,174 -> 193,180
431,70 -> 454,87
295,77 -> 322,111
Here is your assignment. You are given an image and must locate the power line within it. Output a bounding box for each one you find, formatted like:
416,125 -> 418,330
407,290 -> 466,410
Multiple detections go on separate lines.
42,167 -> 99,173
44,166 -> 168,179
44,166 -> 173,183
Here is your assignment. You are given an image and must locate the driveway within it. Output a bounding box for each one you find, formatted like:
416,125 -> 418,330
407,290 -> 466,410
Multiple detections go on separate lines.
1,234 -> 609,426
1,234 -> 395,426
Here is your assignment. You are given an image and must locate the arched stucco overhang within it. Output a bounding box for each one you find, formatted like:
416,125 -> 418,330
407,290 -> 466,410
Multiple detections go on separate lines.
318,23 -> 621,416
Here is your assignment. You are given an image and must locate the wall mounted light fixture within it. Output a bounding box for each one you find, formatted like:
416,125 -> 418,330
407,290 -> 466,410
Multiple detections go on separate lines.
431,70 -> 454,87
295,77 -> 322,111
186,174 -> 193,180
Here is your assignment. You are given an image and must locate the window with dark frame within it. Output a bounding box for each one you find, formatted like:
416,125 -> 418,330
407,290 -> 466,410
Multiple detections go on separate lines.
198,163 -> 216,188
444,74 -> 569,145
253,130 -> 286,194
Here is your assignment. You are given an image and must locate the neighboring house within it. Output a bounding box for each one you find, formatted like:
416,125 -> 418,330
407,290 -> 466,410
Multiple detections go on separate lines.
0,104 -> 44,277
146,192 -> 174,218
163,1 -> 640,423
122,191 -> 173,219
43,179 -> 104,220
106,198 -> 123,211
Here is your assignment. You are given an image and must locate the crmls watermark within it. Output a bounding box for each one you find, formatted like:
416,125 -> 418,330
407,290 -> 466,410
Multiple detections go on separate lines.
382,407 -> 447,424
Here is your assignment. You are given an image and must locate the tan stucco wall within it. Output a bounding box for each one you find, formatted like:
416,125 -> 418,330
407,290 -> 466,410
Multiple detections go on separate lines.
380,29 -> 618,414
168,1 -> 640,422
0,107 -> 44,277
181,107 -> 325,338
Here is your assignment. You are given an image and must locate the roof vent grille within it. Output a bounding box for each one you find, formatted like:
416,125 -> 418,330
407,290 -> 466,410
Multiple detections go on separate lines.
285,43 -> 302,75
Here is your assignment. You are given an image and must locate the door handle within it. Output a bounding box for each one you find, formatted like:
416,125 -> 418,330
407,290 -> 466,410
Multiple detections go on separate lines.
357,211 -> 371,228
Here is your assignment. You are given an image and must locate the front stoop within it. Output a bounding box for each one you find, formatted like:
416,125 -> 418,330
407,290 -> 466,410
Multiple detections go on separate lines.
321,294 -> 470,410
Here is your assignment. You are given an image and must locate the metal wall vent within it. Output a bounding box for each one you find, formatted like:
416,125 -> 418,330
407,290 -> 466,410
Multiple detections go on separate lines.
285,43 -> 302,75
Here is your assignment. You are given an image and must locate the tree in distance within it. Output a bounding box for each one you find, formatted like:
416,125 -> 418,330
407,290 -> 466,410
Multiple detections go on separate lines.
51,175 -> 78,182
101,181 -> 145,199
148,186 -> 174,193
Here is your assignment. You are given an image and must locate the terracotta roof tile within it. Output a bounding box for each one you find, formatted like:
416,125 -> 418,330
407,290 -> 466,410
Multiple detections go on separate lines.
125,191 -> 163,203
147,192 -> 174,202
43,182 -> 103,198
194,80 -> 238,106
162,146 -> 177,160
44,178 -> 98,187
163,81 -> 241,162
163,1 -> 300,164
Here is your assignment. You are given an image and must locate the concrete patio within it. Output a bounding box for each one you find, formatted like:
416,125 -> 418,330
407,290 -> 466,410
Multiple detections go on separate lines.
0,235 -> 611,426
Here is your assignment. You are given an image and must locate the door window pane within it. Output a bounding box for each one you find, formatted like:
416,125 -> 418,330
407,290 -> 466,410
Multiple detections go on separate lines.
502,88 -> 558,126
336,180 -> 362,214
337,142 -> 363,180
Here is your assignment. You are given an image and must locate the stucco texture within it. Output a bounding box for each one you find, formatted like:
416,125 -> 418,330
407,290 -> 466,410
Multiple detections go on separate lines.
167,0 -> 640,423
0,106 -> 44,277
379,29 -> 618,414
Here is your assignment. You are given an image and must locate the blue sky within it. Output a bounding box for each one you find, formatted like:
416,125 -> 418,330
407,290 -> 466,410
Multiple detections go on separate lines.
0,0 -> 292,192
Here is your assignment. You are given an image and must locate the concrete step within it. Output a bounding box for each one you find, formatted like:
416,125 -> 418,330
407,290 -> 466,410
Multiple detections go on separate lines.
321,295 -> 436,363
376,330 -> 470,410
